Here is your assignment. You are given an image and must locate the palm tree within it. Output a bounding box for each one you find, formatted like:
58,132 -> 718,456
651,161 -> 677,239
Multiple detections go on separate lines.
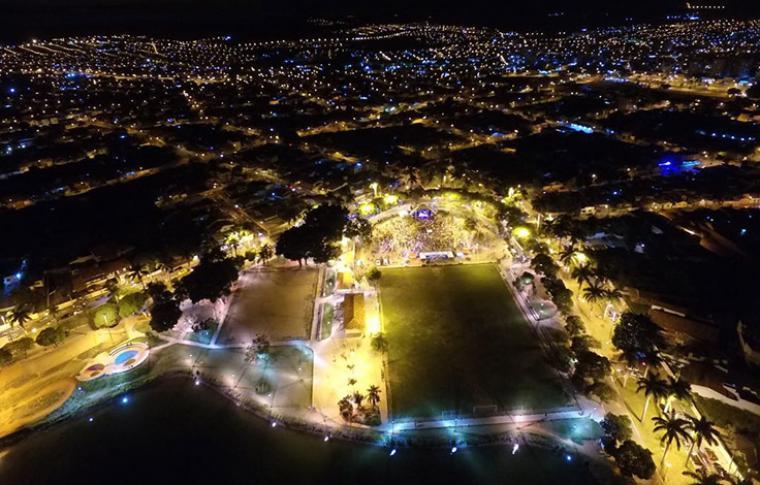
653,410 -> 690,469
619,348 -> 660,386
559,246 -> 577,266
352,391 -> 365,409
259,244 -> 273,262
685,415 -> 721,466
682,468 -> 724,485
664,377 -> 692,412
641,350 -> 663,376
637,374 -> 669,421
10,305 -> 31,330
604,287 -> 624,303
571,264 -> 595,288
338,396 -> 354,423
583,280 -> 607,305
367,385 -> 381,410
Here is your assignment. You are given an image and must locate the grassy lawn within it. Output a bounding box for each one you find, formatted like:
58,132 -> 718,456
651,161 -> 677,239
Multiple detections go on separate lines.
380,264 -> 568,419
319,303 -> 334,340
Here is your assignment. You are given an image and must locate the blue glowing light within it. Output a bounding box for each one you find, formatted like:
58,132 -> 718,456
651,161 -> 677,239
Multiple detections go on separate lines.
565,123 -> 594,134
121,396 -> 129,404
8,87 -> 16,94
659,158 -> 700,176
565,454 -> 573,462
415,208 -> 433,220
389,448 -> 397,456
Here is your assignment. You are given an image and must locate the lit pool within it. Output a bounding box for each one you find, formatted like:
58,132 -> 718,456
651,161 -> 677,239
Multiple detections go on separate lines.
114,350 -> 139,365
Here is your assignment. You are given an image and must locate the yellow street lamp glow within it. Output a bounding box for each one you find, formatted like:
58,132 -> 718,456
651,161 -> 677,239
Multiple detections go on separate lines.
366,314 -> 381,334
383,194 -> 398,205
573,252 -> 589,264
513,227 -> 531,239
359,202 -> 375,216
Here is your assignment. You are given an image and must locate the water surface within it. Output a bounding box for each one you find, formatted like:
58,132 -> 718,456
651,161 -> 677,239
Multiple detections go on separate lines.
1,378 -> 598,485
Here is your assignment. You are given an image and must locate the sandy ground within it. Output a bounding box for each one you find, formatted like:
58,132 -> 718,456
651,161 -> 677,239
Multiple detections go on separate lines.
219,267 -> 318,344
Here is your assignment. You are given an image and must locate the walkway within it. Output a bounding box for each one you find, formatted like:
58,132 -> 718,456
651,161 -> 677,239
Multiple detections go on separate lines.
387,407 -> 588,432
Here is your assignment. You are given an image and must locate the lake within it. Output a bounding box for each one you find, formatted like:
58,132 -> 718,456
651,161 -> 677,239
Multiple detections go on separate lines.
1,378 -> 599,485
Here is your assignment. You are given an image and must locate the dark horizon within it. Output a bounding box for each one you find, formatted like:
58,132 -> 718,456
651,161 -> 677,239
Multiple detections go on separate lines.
2,0 -> 760,38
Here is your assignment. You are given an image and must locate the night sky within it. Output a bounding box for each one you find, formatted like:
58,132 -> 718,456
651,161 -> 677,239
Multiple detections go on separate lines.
2,0 -> 758,43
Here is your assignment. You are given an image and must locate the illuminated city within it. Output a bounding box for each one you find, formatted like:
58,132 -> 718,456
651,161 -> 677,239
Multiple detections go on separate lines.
1,2 -> 760,484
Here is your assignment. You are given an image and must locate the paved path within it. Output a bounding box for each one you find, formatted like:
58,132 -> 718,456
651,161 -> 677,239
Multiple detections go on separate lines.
387,407 -> 588,432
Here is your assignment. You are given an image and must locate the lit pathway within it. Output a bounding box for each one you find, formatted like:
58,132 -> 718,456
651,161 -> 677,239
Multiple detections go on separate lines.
385,407 -> 595,432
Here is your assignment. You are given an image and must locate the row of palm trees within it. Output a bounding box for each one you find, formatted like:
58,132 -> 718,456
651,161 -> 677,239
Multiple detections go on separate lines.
555,239 -> 737,483
635,373 -> 728,481
567,259 -> 623,306
637,374 -> 691,421
653,409 -> 721,469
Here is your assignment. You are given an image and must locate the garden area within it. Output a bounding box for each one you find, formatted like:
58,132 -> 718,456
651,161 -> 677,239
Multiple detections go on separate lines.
379,264 -> 568,419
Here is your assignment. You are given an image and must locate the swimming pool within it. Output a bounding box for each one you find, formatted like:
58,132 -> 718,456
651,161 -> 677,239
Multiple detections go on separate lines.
77,341 -> 150,382
114,350 -> 139,365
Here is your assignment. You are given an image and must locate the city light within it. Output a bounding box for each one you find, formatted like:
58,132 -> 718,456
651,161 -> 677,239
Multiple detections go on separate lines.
0,11 -> 755,485
513,227 -> 531,240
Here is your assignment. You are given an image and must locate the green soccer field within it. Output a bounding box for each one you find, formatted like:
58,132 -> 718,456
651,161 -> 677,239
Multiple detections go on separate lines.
379,263 -> 568,419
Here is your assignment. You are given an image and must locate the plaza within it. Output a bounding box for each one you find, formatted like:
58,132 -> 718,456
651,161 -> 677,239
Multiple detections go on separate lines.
219,267 -> 318,344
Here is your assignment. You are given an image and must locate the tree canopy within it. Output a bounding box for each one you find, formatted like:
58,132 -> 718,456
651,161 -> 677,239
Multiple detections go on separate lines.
344,216 -> 373,240
613,440 -> 656,479
149,298 -> 182,332
601,413 -> 633,447
177,257 -> 239,303
276,205 -> 349,264
118,291 -> 147,318
531,253 -> 559,278
92,303 -> 119,328
36,326 -> 67,347
612,311 -> 664,358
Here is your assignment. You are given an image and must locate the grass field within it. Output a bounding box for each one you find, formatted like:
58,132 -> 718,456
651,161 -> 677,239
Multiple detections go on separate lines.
380,264 -> 568,418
